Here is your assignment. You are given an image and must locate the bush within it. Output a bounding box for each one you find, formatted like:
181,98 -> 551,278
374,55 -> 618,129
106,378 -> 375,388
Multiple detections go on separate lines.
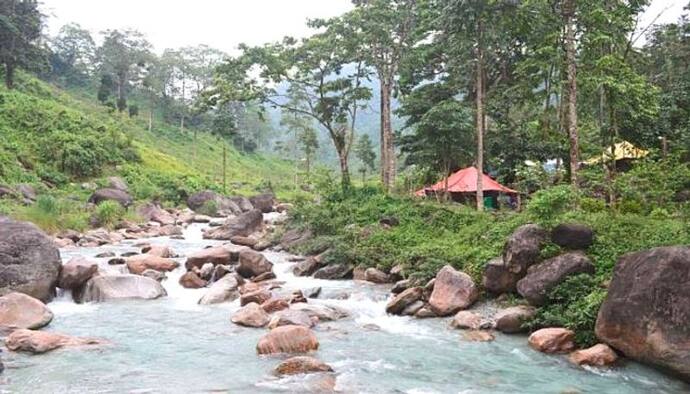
94,201 -> 125,228
197,200 -> 219,217
525,185 -> 580,224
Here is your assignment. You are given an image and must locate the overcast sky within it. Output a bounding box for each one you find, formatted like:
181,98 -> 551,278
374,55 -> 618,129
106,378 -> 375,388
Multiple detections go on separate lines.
42,0 -> 688,54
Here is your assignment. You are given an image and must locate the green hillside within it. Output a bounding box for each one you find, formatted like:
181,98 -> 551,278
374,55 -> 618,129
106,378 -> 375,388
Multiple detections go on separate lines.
0,73 -> 299,230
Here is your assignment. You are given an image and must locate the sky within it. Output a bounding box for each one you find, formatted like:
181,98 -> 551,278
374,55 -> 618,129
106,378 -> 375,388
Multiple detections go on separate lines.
42,0 -> 688,54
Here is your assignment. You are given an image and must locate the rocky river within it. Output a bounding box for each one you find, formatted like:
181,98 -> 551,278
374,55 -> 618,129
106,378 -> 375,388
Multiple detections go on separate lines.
1,216 -> 688,393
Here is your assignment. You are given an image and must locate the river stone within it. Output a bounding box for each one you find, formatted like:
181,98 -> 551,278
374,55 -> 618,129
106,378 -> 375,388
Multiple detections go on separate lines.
482,257 -> 521,294
199,263 -> 215,281
261,297 -> 290,313
595,246 -> 690,381
275,356 -> 333,376
451,311 -> 483,330
126,255 -> 179,275
268,310 -> 314,329
186,245 -> 247,270
462,330 -> 495,342
137,203 -> 176,226
249,193 -> 275,213
391,279 -> 411,294
569,344 -> 618,367
58,256 -> 98,290
179,272 -> 207,289
5,329 -> 107,354
0,292 -> 53,329
240,289 -> 272,306
551,223 -> 594,250
0,218 -> 62,302
198,274 -> 241,305
187,190 -> 241,215
494,306 -> 536,333
232,302 -> 270,328
290,303 -> 349,322
231,236 -> 258,247
386,287 -> 423,315
280,229 -> 313,250
77,275 -> 167,303
503,224 -> 547,275
203,209 -> 264,240
428,265 -> 479,316
141,269 -> 166,282
237,250 -> 274,279
528,328 -> 576,354
256,325 -> 319,355
141,245 -> 176,258
229,196 -> 254,212
88,188 -> 133,207
517,252 -> 594,306
292,257 -> 323,277
365,268 -> 390,284
313,264 -> 353,280
401,300 -> 425,316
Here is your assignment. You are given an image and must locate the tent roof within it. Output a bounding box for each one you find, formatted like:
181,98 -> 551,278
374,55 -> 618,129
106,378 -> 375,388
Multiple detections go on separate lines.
584,141 -> 649,165
415,167 -> 518,196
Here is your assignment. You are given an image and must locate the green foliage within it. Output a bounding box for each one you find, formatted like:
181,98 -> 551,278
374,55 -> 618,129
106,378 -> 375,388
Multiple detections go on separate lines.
525,185 -> 580,224
196,200 -> 219,217
94,200 -> 125,228
13,195 -> 89,233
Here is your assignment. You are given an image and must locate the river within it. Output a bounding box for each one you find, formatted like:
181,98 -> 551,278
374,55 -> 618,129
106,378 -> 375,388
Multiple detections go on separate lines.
2,221 -> 688,393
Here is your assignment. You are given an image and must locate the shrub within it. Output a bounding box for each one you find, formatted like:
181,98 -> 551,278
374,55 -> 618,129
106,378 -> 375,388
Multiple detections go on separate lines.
94,201 -> 125,228
197,200 -> 219,217
525,185 -> 580,224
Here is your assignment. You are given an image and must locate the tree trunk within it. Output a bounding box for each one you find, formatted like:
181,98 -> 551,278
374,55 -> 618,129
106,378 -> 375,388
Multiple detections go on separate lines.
337,149 -> 351,190
475,20 -> 485,212
563,0 -> 579,187
381,79 -> 396,192
148,110 -> 153,132
4,63 -> 15,90
380,82 -> 389,189
180,115 -> 185,134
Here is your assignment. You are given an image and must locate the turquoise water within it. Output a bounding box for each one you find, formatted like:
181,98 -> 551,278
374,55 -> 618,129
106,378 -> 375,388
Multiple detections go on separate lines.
2,224 -> 688,393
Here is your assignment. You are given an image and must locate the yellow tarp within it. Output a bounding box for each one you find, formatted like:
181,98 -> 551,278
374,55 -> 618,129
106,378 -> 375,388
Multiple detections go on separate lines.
584,141 -> 649,165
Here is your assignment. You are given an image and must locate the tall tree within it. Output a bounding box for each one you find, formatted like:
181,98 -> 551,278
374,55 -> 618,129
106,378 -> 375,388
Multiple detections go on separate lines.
50,23 -> 95,86
354,134 -> 376,183
0,0 -> 42,89
562,0 -> 580,186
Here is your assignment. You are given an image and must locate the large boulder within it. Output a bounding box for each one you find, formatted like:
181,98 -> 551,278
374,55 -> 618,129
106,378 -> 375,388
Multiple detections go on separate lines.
494,306 -> 536,333
187,190 -> 242,215
88,188 -> 133,207
203,210 -> 264,240
450,311 -> 483,330
517,252 -> 594,306
240,289 -> 273,306
428,265 -> 479,316
280,229 -> 313,250
503,224 -> 547,276
249,193 -> 275,213
198,274 -> 241,305
569,344 -> 618,367
313,264 -> 353,280
595,246 -> 690,381
482,257 -> 521,294
231,303 -> 270,328
58,256 -> 98,290
236,250 -> 274,279
293,257 -> 324,277
364,268 -> 390,284
0,218 -> 62,302
229,196 -> 254,212
179,272 -> 207,289
386,287 -> 424,315
256,325 -> 319,355
6,329 -> 107,354
290,303 -> 349,322
268,310 -> 315,329
528,328 -> 576,354
137,203 -> 175,225
76,275 -> 167,303
551,223 -> 594,250
0,292 -> 53,329
185,245 -> 247,270
107,176 -> 129,192
275,356 -> 333,376
125,255 -> 179,275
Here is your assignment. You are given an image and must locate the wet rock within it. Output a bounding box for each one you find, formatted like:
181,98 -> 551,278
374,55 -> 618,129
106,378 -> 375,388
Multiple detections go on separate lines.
494,306 -> 536,333
551,223 -> 594,250
595,246 -> 690,381
275,356 -> 333,376
304,287 -> 321,299
58,256 -> 98,290
179,272 -> 207,289
364,268 -> 390,284
126,255 -> 179,275
192,214 -> 212,223
389,265 -> 404,282
503,224 -> 547,276
185,245 -> 247,270
567,344 -> 619,368
198,274 -> 241,305
141,269 -> 166,282
77,275 -> 167,303
414,306 -> 437,319
268,310 -> 314,329
462,330 -> 495,342
313,264 -> 353,280
0,292 -> 53,329
203,210 -> 264,240
88,188 -> 133,207
401,300 -> 425,316
528,328 -> 576,354
252,271 -> 277,283
261,298 -> 290,313
5,329 -> 107,354
240,289 -> 272,306
482,257 -> 521,294
352,266 -> 366,281
391,279 -> 411,294
280,229 -> 313,250
428,265 -> 479,316
141,245 -> 175,258
138,203 -> 175,225
256,325 -> 319,355
292,257 -> 323,277
385,287 -> 423,315
54,238 -> 75,248
290,303 -> 349,321
212,265 -> 232,281
231,236 -> 258,247
289,290 -> 307,304
107,258 -> 125,265
95,251 -> 115,258
199,263 -> 215,281
451,311 -> 483,330
517,252 -> 594,306
106,176 -> 128,192
237,250 -> 274,279
232,303 -> 270,328
249,193 -> 275,213
0,218 -> 62,302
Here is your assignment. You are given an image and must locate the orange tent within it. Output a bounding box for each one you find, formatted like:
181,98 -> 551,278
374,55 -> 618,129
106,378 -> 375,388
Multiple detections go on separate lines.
415,167 -> 518,196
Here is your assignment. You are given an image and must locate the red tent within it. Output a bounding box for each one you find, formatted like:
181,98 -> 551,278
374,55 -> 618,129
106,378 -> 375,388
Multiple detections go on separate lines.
415,166 -> 518,196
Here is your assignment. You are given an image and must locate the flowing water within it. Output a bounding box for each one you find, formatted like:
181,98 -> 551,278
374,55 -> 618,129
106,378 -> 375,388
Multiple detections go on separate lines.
2,222 -> 688,393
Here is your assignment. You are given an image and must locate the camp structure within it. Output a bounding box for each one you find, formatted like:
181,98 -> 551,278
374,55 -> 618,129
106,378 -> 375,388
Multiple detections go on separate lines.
583,141 -> 649,171
415,167 -> 519,209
